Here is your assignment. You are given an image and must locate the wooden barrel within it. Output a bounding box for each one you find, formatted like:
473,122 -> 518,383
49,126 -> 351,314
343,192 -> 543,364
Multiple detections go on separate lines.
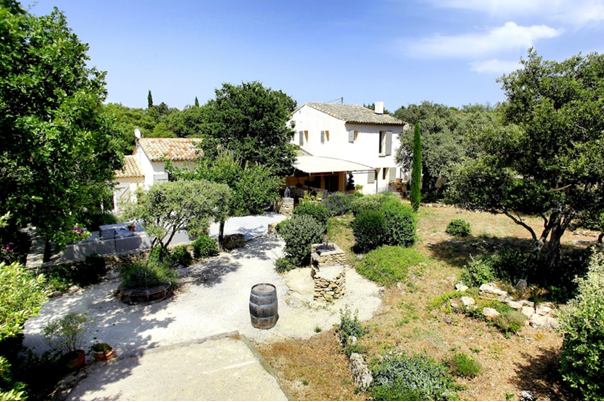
249,283 -> 278,329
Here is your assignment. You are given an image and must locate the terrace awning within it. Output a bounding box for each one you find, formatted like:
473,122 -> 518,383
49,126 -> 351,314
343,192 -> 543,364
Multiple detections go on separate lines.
293,156 -> 374,174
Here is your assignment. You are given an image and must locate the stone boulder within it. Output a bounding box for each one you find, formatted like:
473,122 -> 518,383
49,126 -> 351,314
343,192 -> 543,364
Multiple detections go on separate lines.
455,282 -> 468,292
482,307 -> 500,321
521,306 -> 535,319
530,314 -> 559,329
506,300 -> 523,310
349,353 -> 373,390
461,296 -> 475,307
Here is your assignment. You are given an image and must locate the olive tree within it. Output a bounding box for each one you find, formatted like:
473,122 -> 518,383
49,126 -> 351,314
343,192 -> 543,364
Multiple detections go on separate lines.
447,49 -> 604,269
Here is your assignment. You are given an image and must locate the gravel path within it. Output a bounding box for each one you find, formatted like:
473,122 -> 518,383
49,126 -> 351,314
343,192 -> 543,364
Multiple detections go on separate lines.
23,234 -> 383,356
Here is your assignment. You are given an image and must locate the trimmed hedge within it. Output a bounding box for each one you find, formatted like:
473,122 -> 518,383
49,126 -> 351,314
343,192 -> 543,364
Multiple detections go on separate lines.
171,245 -> 192,267
381,199 -> 416,247
446,219 -> 471,237
352,210 -> 386,253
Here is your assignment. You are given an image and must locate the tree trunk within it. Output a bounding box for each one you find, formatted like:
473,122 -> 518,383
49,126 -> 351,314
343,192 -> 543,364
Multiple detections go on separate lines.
218,220 -> 226,251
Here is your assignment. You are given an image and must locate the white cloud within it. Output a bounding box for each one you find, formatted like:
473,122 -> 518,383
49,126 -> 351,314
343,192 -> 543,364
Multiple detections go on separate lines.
404,22 -> 562,59
469,59 -> 522,74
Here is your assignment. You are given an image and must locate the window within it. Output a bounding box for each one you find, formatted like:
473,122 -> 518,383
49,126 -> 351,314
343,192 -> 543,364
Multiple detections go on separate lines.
321,130 -> 328,143
382,167 -> 388,180
298,131 -> 304,145
379,131 -> 393,156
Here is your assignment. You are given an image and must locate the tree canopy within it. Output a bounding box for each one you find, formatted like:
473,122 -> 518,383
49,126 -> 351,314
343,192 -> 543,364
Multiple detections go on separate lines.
0,1 -> 123,244
447,49 -> 604,268
200,81 -> 298,176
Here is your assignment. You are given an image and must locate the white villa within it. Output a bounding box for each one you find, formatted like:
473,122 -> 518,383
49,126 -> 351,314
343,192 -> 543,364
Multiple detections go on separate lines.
112,138 -> 200,211
286,101 -> 408,195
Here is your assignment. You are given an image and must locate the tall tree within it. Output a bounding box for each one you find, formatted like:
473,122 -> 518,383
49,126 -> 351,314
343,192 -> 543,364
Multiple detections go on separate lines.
0,1 -> 123,245
194,96 -> 199,107
410,123 -> 422,211
200,81 -> 297,176
447,49 -> 604,269
147,90 -> 153,109
167,150 -> 282,250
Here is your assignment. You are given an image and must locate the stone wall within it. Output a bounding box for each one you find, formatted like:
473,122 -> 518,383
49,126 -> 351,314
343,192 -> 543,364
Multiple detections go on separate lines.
311,243 -> 345,267
280,197 -> 294,217
311,264 -> 346,302
223,233 -> 245,250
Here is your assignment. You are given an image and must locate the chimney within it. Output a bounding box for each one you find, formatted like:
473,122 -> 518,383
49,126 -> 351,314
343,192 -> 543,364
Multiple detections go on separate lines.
375,101 -> 384,114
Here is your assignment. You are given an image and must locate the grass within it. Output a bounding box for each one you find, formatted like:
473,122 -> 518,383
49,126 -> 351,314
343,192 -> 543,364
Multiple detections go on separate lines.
256,203 -> 581,401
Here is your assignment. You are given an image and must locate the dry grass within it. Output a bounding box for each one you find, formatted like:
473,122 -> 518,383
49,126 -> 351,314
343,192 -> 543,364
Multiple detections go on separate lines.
255,204 -> 592,401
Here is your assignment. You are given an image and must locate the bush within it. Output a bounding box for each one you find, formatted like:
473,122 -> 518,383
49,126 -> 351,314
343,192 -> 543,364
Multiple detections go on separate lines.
461,256 -> 497,287
559,251 -> 604,400
323,192 -> 354,216
492,310 -> 526,335
43,312 -> 91,354
370,352 -> 458,401
357,246 -> 424,287
292,201 -> 330,226
446,218 -> 471,237
72,254 -> 106,286
339,306 -> 366,355
274,257 -> 297,273
191,235 -> 218,259
351,194 -> 383,216
149,246 -> 171,264
46,265 -> 73,293
120,260 -> 176,289
381,199 -> 416,247
447,352 -> 482,378
171,245 -> 192,267
278,215 -> 325,267
352,210 -> 386,253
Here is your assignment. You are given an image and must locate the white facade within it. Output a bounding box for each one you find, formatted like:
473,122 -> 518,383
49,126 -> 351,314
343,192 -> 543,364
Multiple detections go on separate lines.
289,103 -> 405,195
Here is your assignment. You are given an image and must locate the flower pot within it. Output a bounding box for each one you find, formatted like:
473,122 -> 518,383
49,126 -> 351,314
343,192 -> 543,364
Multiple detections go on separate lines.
92,347 -> 115,361
62,349 -> 86,370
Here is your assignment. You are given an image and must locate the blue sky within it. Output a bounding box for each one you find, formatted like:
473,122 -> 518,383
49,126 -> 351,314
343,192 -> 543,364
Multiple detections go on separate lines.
32,0 -> 604,111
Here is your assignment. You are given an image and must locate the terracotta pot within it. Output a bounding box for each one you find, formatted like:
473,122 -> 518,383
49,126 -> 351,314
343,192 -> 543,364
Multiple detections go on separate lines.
63,349 -> 86,370
92,347 -> 115,361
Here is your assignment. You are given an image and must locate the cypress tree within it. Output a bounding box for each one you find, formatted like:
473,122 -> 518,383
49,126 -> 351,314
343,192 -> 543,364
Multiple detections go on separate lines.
194,96 -> 200,107
410,123 -> 422,211
147,90 -> 153,109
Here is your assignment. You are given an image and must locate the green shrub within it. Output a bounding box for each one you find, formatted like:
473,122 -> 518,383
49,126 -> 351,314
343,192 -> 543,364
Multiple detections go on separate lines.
357,246 -> 424,286
149,246 -> 171,264
339,306 -> 366,355
43,312 -> 91,354
274,219 -> 287,234
461,256 -> 497,287
492,310 -> 526,335
120,260 -> 176,289
191,235 -> 218,259
351,194 -> 382,216
446,219 -> 471,237
274,257 -> 297,273
323,192 -> 354,216
370,352 -> 458,401
278,215 -> 325,267
292,202 -> 330,226
46,265 -> 73,293
171,245 -> 192,267
352,210 -> 386,253
491,248 -> 539,285
381,199 -> 416,247
559,251 -> 604,400
448,352 -> 482,378
72,254 -> 106,286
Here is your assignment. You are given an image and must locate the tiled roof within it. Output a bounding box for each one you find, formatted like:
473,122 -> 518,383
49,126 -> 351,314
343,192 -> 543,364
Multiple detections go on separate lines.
305,102 -> 404,125
137,138 -> 202,162
115,155 -> 144,178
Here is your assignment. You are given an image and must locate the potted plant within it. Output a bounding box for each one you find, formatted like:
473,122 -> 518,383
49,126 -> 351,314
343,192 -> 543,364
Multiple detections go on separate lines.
355,184 -> 364,194
90,342 -> 115,361
43,312 -> 91,370
346,173 -> 356,193
127,223 -> 136,232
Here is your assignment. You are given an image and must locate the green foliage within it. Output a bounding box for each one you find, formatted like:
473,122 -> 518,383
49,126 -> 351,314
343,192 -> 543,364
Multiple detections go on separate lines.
381,199 -> 416,247
447,352 -> 482,378
43,312 -> 91,354
0,3 -> 124,246
461,256 -> 497,287
0,262 -> 48,342
120,260 -> 176,289
559,251 -> 604,400
71,254 -> 106,287
323,192 -> 354,216
428,291 -> 462,310
352,210 -> 386,253
278,215 -> 325,267
148,90 -> 153,109
492,310 -> 526,335
446,219 -> 471,237
200,81 -> 298,176
350,194 -> 383,216
274,257 -> 297,273
90,342 -> 112,353
448,50 -> 604,269
370,352 -> 458,401
339,306 -> 366,355
410,123 -> 422,211
357,246 -> 424,287
191,235 -> 218,259
104,103 -> 157,153
0,356 -> 26,401
292,201 -> 330,226
124,179 -> 229,253
171,245 -> 192,267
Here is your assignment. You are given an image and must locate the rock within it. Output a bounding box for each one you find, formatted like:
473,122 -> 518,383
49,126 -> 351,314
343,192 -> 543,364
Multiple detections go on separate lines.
450,302 -> 459,308
49,291 -> 62,298
461,296 -> 475,307
530,315 -> 558,329
535,305 -> 552,316
455,282 -> 468,292
520,390 -> 534,401
482,307 -> 501,321
521,306 -> 535,318
443,317 -> 452,325
516,279 -> 528,292
479,282 -> 498,294
520,300 -> 535,307
507,300 -> 523,310
547,317 -> 559,329
349,353 -> 373,390
347,336 -> 358,347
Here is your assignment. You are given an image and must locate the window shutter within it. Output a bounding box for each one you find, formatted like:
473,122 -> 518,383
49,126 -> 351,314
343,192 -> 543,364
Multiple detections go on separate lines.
321,130 -> 325,143
385,131 -> 392,155
368,170 -> 375,183
389,166 -> 396,181
299,131 -> 304,146
348,130 -> 355,143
